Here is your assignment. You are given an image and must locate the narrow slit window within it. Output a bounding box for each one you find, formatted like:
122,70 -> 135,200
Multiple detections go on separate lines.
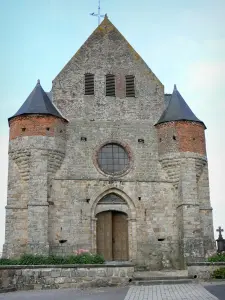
126,75 -> 135,97
106,74 -> 115,96
84,73 -> 94,95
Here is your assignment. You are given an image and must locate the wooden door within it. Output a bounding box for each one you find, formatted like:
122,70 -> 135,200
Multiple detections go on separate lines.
96,211 -> 128,261
112,212 -> 128,261
112,212 -> 129,261
96,211 -> 112,260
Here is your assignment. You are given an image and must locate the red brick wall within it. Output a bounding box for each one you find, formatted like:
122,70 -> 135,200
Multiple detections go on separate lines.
9,115 -> 66,140
156,121 -> 206,156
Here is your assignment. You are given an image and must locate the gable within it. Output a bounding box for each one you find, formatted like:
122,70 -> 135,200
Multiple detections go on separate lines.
53,16 -> 162,87
52,16 -> 165,122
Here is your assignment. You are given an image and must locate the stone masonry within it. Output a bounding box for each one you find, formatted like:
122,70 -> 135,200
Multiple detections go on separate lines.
3,15 -> 215,269
0,265 -> 134,291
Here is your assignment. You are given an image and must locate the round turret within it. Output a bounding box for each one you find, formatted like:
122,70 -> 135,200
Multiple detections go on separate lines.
155,85 -> 206,157
156,120 -> 206,156
8,80 -> 68,140
4,80 -> 68,258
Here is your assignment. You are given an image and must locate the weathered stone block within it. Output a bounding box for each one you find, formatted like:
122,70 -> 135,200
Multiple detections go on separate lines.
96,268 -> 106,277
41,269 -> 52,277
44,277 -> 55,285
119,269 -> 126,277
112,268 -> 119,277
15,270 -> 22,276
61,269 -> 71,277
51,269 -> 61,278
88,269 -> 97,277
76,269 -> 88,277
55,277 -> 66,284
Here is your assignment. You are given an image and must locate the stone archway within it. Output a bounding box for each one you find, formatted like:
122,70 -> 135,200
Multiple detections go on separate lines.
91,190 -> 137,262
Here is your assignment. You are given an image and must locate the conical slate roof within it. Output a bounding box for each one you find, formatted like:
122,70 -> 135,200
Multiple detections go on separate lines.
9,80 -> 66,122
156,85 -> 206,128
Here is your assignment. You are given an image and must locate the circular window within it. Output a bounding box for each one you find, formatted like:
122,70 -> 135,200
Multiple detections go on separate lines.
97,143 -> 129,174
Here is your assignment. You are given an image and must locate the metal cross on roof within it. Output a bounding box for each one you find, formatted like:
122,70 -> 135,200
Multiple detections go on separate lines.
90,0 -> 105,25
216,226 -> 224,239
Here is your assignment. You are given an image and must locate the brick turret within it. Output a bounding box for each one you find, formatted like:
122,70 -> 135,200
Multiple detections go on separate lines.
3,80 -> 68,258
155,84 -> 206,157
155,85 -> 215,267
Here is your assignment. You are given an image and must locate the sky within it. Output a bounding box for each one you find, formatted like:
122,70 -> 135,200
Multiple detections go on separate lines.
0,0 -> 225,251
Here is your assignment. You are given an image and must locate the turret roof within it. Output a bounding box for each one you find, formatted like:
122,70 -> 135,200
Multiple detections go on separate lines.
156,85 -> 205,128
9,80 -> 67,122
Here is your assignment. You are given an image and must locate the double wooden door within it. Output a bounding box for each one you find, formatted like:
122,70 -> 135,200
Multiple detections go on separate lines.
96,211 -> 128,261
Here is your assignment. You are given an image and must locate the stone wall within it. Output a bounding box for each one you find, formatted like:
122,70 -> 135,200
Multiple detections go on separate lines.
49,180 -> 180,269
52,17 -> 164,123
3,134 -> 67,258
188,262 -> 225,280
47,16 -> 180,269
0,265 -> 134,291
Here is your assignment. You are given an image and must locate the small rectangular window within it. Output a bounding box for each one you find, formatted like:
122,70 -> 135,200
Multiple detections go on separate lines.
126,75 -> 135,97
84,73 -> 94,95
106,74 -> 115,96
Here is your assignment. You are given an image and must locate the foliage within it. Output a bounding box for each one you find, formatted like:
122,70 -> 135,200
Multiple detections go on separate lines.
208,252 -> 225,262
211,268 -> 225,279
0,252 -> 105,265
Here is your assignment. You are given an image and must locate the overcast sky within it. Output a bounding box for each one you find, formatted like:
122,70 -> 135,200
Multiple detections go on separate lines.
0,0 -> 225,250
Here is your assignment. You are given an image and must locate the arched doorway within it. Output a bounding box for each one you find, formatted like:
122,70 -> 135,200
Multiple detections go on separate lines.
97,211 -> 128,261
96,209 -> 129,261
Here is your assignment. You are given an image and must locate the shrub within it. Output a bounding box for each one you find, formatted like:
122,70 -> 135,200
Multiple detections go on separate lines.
0,252 -> 105,265
208,252 -> 225,262
212,268 -> 225,279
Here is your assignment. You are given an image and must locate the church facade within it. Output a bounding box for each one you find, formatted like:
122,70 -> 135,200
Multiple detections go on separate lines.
3,16 -> 215,269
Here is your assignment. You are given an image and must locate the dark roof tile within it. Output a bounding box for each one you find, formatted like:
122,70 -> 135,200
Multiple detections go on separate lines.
9,80 -> 67,122
156,85 -> 205,128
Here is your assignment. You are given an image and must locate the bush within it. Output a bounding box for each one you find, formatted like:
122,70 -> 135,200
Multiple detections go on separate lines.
212,268 -> 225,279
0,252 -> 105,265
208,252 -> 225,262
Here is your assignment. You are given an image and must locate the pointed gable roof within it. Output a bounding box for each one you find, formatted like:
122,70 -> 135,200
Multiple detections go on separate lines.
53,15 -> 162,87
156,85 -> 206,128
9,80 -> 67,122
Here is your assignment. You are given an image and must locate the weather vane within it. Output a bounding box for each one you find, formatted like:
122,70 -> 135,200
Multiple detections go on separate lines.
90,0 -> 105,25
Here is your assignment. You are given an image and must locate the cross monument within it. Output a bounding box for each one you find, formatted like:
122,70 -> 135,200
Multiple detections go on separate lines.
216,226 -> 224,239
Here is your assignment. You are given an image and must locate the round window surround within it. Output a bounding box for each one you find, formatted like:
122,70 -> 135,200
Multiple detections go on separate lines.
97,143 -> 130,175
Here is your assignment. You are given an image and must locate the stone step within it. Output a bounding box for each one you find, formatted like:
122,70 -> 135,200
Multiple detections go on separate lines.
132,278 -> 195,286
133,276 -> 192,281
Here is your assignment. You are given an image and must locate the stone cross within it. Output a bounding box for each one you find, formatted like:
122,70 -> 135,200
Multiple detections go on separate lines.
216,226 -> 224,239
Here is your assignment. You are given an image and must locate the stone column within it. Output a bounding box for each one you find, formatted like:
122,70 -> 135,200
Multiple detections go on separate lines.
128,218 -> 137,263
27,149 -> 49,255
198,163 -> 216,254
177,157 -> 204,267
91,218 -> 97,253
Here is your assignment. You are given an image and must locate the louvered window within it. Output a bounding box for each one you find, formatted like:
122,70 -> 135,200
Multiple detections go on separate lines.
84,73 -> 94,95
126,75 -> 135,97
105,74 -> 115,96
